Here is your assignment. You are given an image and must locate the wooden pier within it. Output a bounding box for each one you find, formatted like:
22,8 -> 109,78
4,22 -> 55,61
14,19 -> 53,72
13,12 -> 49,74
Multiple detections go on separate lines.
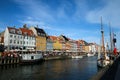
0,57 -> 20,65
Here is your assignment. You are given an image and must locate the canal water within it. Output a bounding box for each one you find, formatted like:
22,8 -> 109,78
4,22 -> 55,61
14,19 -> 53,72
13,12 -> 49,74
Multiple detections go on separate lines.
0,56 -> 98,80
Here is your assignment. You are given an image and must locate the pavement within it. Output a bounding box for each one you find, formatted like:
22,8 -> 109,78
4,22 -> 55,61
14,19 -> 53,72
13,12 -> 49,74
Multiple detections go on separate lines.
99,56 -> 120,80
90,56 -> 120,80
115,61 -> 120,80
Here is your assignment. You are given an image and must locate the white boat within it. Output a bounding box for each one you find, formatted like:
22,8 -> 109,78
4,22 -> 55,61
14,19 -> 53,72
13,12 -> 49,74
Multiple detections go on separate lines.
97,17 -> 111,68
87,52 -> 95,57
97,52 -> 111,68
72,55 -> 83,58
20,51 -> 43,63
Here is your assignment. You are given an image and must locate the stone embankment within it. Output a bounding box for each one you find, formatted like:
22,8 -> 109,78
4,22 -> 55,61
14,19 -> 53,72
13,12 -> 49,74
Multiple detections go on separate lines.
90,56 -> 120,80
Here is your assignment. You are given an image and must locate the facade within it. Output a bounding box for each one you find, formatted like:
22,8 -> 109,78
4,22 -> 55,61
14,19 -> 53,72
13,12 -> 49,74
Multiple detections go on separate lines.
3,25 -> 98,53
50,36 -> 62,51
84,45 -> 89,53
0,31 -> 4,45
0,32 -> 4,52
4,26 -> 35,51
77,40 -> 87,52
20,27 -> 36,51
4,27 -> 23,51
30,27 -> 47,51
59,35 -> 69,51
69,39 -> 77,52
46,36 -> 53,51
88,43 -> 97,53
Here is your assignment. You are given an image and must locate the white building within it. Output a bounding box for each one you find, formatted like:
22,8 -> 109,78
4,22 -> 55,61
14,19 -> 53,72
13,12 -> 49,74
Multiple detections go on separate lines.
4,27 -> 23,51
89,43 -> 97,53
4,26 -> 36,51
20,27 -> 36,51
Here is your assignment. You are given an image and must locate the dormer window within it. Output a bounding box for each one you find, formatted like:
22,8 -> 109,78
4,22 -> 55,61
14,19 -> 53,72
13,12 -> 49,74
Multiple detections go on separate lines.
17,30 -> 22,34
10,29 -> 15,33
38,32 -> 40,35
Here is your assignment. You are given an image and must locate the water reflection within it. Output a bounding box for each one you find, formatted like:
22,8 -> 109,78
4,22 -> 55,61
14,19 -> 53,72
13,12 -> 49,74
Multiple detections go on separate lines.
0,56 -> 98,80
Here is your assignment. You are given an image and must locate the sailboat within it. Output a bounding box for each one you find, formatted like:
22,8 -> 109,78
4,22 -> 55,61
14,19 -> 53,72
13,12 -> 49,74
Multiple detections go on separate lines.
97,17 -> 111,68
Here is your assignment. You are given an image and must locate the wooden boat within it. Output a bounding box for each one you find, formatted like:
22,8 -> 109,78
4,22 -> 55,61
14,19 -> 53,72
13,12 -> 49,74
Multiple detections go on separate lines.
97,17 -> 111,68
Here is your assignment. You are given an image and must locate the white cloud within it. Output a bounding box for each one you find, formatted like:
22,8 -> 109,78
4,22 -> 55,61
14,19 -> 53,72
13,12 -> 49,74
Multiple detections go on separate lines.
19,18 -> 63,32
86,0 -> 120,28
13,0 -> 55,22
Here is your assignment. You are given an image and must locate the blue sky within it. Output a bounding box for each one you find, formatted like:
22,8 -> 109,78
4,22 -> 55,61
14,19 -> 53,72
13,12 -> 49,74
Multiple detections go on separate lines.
0,0 -> 120,49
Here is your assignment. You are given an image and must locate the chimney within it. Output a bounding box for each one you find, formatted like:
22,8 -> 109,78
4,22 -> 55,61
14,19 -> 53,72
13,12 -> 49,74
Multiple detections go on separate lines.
23,24 -> 27,28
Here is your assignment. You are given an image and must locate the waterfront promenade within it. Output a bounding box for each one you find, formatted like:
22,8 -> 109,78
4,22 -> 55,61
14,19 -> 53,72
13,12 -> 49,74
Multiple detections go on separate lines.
90,55 -> 120,80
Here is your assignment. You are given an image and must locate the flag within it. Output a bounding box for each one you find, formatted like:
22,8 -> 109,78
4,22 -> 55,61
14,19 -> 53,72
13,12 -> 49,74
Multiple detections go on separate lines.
113,47 -> 117,55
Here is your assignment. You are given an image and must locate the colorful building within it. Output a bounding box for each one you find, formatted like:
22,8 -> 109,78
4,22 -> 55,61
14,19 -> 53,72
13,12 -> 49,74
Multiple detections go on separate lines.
50,36 -> 62,51
46,36 -> 53,51
77,40 -> 88,52
0,31 -> 4,45
69,39 -> 77,52
30,27 -> 47,51
59,35 -> 69,51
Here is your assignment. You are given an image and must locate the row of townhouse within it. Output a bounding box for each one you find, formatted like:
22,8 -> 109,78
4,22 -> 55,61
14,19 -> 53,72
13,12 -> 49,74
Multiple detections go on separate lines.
1,24 -> 99,53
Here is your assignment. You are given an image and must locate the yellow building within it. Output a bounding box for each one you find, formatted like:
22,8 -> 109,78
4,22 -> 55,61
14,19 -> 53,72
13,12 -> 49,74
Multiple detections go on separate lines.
30,27 -> 47,51
84,45 -> 89,53
50,36 -> 62,51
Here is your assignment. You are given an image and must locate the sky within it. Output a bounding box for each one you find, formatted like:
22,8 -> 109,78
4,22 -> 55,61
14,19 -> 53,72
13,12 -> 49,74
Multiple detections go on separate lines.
0,0 -> 120,49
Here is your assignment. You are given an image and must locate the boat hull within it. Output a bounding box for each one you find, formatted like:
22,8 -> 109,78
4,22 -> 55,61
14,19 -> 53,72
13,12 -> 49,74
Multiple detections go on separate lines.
97,59 -> 111,68
20,53 -> 43,64
72,55 -> 83,59
87,53 -> 95,57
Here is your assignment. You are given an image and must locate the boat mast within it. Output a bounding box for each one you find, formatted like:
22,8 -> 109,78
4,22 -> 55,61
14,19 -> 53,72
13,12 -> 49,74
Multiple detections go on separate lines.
109,22 -> 112,53
101,17 -> 105,56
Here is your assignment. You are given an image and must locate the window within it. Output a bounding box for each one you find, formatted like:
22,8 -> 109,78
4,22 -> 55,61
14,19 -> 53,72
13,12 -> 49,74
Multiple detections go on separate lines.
17,31 -> 22,34
21,36 -> 22,39
17,41 -> 19,44
21,41 -> 22,44
10,29 -> 15,33
10,35 -> 13,38
14,35 -> 16,38
10,40 -> 12,43
14,40 -> 16,44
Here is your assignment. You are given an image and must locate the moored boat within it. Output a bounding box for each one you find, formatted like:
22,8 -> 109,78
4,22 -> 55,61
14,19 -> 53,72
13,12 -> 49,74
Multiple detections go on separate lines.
87,52 -> 95,57
71,55 -> 83,58
20,51 -> 43,64
97,17 -> 113,68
